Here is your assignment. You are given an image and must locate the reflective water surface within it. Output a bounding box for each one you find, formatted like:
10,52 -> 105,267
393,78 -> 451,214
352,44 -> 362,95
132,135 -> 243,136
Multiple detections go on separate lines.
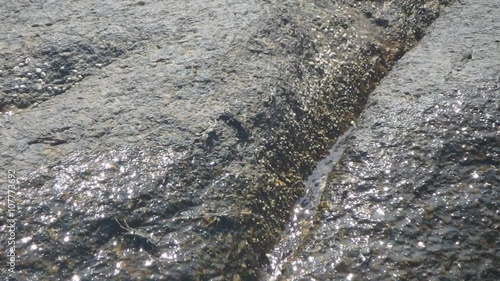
269,1 -> 500,279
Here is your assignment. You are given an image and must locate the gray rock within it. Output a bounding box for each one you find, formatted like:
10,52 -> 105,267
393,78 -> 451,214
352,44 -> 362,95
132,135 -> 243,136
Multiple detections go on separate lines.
277,1 -> 499,280
0,0 -> 455,279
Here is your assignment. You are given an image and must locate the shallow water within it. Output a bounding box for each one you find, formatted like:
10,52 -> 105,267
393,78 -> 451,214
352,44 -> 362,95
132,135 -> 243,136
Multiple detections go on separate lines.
270,1 -> 500,279
265,126 -> 355,280
278,87 -> 498,280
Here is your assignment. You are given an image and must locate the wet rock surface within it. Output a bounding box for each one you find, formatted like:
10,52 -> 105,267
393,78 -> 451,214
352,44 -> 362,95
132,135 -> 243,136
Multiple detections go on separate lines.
1,0 -> 456,280
277,1 -> 499,280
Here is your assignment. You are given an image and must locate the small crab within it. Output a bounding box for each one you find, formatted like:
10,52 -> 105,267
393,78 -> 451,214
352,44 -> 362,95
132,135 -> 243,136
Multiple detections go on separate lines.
115,218 -> 159,247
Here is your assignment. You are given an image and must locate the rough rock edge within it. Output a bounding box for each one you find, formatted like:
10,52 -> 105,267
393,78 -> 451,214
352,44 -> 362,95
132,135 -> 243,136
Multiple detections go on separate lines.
225,1 -> 457,279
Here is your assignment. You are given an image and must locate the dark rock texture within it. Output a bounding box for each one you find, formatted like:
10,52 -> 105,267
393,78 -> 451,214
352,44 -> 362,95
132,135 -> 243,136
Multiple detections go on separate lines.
277,0 -> 499,280
1,0 -> 455,280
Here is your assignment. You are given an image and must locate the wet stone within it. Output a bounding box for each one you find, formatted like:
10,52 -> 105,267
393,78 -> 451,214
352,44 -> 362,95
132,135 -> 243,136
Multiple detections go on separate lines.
276,1 -> 500,280
1,0 -> 459,280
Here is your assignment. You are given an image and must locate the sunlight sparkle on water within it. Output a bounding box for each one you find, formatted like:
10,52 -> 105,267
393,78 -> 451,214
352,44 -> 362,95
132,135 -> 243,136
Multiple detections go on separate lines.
21,236 -> 32,243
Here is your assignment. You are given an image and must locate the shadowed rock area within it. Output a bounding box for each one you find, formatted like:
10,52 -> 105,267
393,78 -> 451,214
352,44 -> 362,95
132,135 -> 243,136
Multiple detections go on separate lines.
1,0 -> 456,280
277,1 -> 499,280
